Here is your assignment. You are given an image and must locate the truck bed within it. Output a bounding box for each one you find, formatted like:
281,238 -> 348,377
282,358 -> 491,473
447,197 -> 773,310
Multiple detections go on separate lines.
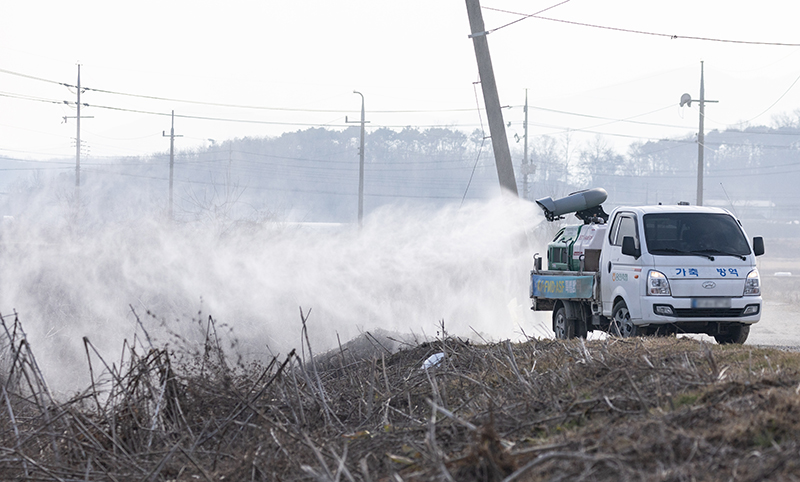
530,270 -> 598,306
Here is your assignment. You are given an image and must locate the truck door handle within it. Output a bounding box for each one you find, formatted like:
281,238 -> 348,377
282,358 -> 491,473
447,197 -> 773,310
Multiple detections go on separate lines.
607,261 -> 612,273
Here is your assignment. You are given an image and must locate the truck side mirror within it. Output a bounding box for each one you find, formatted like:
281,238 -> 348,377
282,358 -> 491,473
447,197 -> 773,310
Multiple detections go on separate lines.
752,236 -> 764,256
621,236 -> 640,259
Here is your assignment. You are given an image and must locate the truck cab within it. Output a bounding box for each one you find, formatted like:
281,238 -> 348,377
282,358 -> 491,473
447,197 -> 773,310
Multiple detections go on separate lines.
600,205 -> 763,343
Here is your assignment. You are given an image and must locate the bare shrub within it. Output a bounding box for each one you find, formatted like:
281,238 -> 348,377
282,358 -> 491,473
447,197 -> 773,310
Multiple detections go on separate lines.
0,311 -> 799,481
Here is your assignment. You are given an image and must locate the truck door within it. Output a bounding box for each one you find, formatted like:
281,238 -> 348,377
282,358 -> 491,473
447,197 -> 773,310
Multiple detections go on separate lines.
601,212 -> 643,319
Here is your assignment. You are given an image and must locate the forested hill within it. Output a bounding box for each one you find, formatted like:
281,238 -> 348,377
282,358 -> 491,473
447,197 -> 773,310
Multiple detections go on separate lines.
2,123 -> 798,233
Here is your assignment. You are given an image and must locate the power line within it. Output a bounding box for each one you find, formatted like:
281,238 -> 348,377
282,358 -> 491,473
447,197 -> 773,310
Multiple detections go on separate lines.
83,167 -> 467,200
516,103 -> 683,129
0,66 -> 482,114
487,0 -> 570,34
0,87 -> 675,143
0,66 -> 692,132
0,68 -> 747,137
3,86 -> 792,154
56,99 -> 491,129
0,91 -> 67,106
722,70 -> 800,126
0,68 -> 68,86
526,120 -> 696,142
0,165 -> 71,172
3,65 -> 799,157
723,128 -> 800,136
484,7 -> 800,46
84,85 -> 486,114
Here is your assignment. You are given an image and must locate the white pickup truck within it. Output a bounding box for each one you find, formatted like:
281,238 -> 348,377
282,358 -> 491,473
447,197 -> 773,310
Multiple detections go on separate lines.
530,189 -> 764,344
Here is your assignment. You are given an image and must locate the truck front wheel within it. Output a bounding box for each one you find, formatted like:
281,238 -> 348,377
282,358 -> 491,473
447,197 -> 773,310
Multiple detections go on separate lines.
554,306 -> 575,340
611,300 -> 640,338
714,324 -> 750,344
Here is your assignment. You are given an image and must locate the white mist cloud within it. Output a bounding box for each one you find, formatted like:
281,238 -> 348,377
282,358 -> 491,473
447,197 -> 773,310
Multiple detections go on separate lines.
0,195 -> 551,394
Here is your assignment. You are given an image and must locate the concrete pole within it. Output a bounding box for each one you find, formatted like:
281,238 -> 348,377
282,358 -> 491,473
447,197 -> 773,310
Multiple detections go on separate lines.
681,62 -> 717,206
523,89 -> 529,200
347,92 -> 369,227
697,61 -> 706,206
355,91 -> 365,227
163,110 -> 182,221
465,0 -> 518,196
75,64 -> 81,209
169,110 -> 175,219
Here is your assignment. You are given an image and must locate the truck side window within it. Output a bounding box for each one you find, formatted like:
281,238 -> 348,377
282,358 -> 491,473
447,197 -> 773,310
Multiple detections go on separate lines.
609,214 -> 622,245
612,215 -> 638,247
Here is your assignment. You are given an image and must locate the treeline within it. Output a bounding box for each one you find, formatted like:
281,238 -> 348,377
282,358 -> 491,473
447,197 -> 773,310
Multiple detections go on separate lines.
2,120 -> 799,231
528,124 -> 800,222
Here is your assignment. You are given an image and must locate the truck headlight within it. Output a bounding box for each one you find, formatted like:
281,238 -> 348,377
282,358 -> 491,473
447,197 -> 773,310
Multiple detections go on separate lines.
744,269 -> 760,296
648,270 -> 671,296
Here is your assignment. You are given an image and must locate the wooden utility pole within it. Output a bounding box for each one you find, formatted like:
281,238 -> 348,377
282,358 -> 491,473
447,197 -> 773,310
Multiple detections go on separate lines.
162,110 -> 182,220
346,92 -> 369,227
465,0 -> 518,196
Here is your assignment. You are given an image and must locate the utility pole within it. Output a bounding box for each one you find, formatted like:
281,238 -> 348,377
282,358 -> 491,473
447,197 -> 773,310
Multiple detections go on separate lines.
62,64 -> 93,219
697,63 -> 707,206
162,110 -> 182,221
76,65 -> 82,205
465,0 -> 518,196
346,92 -> 369,227
522,89 -> 531,200
680,61 -> 717,206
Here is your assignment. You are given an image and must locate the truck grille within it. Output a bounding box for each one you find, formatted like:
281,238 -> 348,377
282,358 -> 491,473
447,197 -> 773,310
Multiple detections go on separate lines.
672,308 -> 745,318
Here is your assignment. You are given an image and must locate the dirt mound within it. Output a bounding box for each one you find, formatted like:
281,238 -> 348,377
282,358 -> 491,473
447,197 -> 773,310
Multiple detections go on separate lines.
1,313 -> 799,481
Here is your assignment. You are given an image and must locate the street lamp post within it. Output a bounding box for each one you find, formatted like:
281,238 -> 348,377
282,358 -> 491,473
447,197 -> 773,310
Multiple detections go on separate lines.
680,61 -> 718,206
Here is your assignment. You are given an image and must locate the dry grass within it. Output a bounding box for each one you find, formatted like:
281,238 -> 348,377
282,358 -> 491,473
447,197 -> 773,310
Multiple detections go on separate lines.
0,311 -> 799,481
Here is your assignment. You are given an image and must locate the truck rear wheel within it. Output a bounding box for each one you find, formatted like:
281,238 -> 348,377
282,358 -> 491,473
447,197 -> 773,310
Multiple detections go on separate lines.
554,306 -> 575,339
714,324 -> 750,344
610,300 -> 640,338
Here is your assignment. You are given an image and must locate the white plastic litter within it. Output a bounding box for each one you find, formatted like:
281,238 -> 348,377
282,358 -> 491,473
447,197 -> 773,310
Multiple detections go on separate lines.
421,352 -> 444,369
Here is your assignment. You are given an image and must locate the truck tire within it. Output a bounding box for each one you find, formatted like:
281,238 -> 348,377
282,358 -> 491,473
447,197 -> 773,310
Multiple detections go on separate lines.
553,306 -> 575,339
575,318 -> 589,339
714,324 -> 750,344
610,300 -> 640,338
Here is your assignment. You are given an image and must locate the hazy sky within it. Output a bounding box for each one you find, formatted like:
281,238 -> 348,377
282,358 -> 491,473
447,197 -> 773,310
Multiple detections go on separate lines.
2,1 -> 800,161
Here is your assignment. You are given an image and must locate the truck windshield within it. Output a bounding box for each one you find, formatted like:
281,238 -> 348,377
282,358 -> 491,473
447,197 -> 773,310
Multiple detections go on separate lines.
643,213 -> 751,257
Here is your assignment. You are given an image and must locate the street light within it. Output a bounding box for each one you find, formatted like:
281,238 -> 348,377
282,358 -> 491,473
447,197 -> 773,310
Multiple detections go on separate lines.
681,61 -> 718,206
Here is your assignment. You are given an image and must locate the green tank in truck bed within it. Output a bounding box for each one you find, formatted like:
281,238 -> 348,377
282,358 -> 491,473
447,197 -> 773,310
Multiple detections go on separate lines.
547,223 -> 605,272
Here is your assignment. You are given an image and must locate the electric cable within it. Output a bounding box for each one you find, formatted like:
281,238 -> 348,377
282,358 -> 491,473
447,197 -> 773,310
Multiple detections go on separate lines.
487,0 -> 571,34
717,70 -> 800,127
0,66 -> 486,114
462,79 -> 488,205
484,7 -> 800,46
